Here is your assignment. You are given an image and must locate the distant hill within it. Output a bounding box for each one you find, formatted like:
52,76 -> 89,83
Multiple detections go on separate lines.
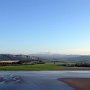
30,53 -> 90,61
0,54 -> 90,61
29,53 -> 80,60
0,54 -> 40,61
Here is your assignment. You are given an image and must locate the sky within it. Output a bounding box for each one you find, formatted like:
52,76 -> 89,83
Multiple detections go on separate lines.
0,0 -> 90,55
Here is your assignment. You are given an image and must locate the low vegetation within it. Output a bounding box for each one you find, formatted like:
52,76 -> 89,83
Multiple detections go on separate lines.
0,61 -> 90,71
0,64 -> 65,71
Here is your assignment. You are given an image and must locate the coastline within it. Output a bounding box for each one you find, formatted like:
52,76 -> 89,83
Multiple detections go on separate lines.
58,78 -> 90,90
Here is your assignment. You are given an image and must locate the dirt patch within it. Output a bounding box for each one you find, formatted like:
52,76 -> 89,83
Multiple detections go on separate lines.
58,78 -> 90,90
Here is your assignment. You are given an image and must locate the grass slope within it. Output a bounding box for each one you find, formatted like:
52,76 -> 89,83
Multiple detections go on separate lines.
0,64 -> 65,71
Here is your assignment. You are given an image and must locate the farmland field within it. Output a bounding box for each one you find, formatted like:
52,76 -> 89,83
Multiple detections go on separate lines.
0,64 -> 65,71
0,63 -> 90,71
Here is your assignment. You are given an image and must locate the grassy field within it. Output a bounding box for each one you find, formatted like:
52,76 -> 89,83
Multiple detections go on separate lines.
0,64 -> 66,71
0,62 -> 90,71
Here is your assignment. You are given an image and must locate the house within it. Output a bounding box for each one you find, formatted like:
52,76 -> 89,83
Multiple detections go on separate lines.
0,60 -> 22,65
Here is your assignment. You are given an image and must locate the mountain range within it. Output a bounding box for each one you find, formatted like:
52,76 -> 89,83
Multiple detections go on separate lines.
0,53 -> 90,61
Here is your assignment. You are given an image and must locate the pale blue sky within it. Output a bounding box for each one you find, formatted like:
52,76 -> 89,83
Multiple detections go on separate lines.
0,0 -> 90,54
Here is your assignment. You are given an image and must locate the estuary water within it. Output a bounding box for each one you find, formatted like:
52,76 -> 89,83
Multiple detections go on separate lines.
0,71 -> 90,90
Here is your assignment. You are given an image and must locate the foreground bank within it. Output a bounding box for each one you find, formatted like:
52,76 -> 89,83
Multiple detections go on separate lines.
59,78 -> 90,90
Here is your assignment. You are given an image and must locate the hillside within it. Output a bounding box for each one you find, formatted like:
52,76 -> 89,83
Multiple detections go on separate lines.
0,54 -> 90,61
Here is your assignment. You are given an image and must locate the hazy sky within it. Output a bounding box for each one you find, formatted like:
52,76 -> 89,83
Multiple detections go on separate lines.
0,0 -> 90,54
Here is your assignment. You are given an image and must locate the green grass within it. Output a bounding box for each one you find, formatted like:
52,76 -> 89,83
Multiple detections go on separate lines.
0,64 -> 65,71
